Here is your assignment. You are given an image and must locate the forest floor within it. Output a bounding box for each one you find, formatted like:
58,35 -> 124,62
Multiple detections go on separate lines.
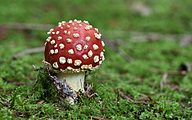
0,0 -> 192,119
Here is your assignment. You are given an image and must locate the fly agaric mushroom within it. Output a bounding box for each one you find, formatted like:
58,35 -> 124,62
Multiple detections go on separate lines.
43,19 -> 105,93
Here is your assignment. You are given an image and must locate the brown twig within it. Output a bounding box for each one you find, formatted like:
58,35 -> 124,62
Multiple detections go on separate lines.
113,89 -> 133,102
133,101 -> 148,105
139,96 -> 159,105
88,93 -> 98,99
129,31 -> 192,44
151,68 -> 186,75
0,96 -> 7,102
32,65 -> 43,71
113,89 -> 160,107
89,115 -> 111,120
0,96 -> 10,107
76,92 -> 84,102
47,113 -> 52,119
39,115 -> 48,120
35,100 -> 45,104
4,23 -> 53,31
12,47 -> 44,59
0,101 -> 9,107
32,107 -> 42,111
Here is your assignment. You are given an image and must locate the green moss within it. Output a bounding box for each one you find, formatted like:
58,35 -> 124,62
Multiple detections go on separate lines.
32,68 -> 58,103
1,0 -> 192,119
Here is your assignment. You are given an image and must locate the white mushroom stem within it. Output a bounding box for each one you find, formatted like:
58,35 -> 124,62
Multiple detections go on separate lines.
57,72 -> 85,92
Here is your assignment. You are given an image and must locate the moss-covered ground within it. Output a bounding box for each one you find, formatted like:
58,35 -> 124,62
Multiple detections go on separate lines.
1,0 -> 192,119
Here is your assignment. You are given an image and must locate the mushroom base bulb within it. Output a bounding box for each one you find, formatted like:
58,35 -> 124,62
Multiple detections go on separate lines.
57,72 -> 85,92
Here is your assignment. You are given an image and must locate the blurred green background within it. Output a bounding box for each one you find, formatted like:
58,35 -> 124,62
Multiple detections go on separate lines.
1,0 -> 192,33
0,0 -> 192,119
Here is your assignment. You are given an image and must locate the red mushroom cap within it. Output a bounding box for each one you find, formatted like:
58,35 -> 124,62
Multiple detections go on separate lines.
43,19 -> 105,73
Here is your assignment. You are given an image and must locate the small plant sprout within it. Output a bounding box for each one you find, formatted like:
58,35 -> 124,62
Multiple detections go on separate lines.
43,19 -> 105,94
